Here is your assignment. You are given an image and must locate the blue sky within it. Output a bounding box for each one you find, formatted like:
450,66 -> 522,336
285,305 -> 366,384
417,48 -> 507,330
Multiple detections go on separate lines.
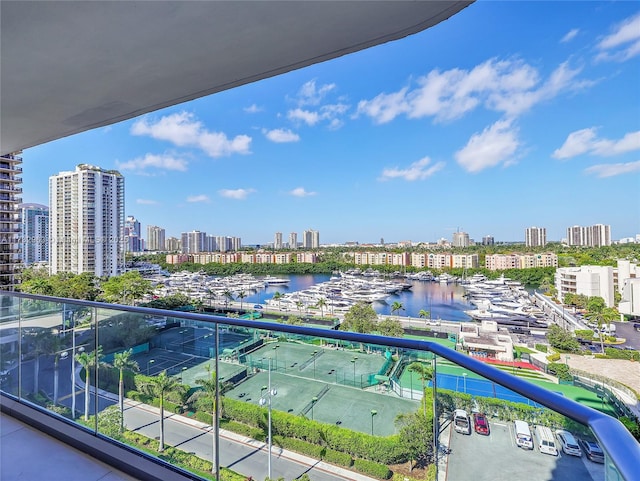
24,1 -> 640,245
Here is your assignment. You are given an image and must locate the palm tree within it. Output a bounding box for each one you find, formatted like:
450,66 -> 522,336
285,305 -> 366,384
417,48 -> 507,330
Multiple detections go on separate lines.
187,370 -> 222,474
418,309 -> 431,326
315,297 -> 327,318
407,361 -> 432,417
112,349 -> 139,432
391,301 -> 405,318
223,290 -> 234,310
237,290 -> 247,311
273,291 -> 283,310
296,300 -> 304,316
586,297 -> 618,354
141,370 -> 182,451
75,347 -> 103,421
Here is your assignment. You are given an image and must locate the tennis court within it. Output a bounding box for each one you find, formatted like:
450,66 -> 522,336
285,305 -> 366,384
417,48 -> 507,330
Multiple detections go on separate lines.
241,341 -> 390,388
152,326 -> 254,358
225,369 -> 418,436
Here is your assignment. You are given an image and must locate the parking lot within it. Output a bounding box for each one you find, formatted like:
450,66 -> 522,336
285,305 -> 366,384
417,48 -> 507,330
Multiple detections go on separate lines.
445,420 -> 604,481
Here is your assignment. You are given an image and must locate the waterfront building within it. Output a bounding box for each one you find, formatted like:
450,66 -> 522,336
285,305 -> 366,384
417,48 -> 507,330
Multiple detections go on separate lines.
555,265 -> 615,307
452,231 -> 470,248
124,215 -> 142,252
451,254 -> 479,269
274,232 -> 283,250
619,278 -> 640,318
146,225 -> 166,251
20,203 -> 49,265
0,152 -> 23,289
49,164 -> 124,277
525,226 -> 546,247
288,232 -> 297,249
485,253 -> 558,271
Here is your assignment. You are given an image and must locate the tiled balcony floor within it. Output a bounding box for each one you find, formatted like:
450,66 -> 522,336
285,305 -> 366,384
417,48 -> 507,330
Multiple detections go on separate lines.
0,412 -> 139,481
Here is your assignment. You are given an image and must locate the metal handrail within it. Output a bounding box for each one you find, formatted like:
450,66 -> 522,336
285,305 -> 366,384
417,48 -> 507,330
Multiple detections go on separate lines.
2,290 -> 639,480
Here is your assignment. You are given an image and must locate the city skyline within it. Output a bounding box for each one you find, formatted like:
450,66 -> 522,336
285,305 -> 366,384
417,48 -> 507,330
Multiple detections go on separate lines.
22,2 -> 640,244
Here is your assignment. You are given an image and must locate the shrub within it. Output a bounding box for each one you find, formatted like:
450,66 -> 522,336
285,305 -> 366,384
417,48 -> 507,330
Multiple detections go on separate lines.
322,448 -> 353,467
547,352 -> 561,362
535,344 -> 548,352
353,458 -> 393,479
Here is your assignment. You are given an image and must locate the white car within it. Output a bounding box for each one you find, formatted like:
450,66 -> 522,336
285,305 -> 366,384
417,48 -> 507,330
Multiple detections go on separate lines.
556,429 -> 582,457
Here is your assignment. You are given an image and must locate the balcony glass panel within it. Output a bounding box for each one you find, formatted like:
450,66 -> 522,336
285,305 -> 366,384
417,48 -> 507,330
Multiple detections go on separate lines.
0,293 -> 637,481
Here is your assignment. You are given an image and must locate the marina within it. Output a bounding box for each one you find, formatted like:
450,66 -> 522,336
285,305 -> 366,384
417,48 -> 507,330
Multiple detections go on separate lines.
144,270 -> 548,326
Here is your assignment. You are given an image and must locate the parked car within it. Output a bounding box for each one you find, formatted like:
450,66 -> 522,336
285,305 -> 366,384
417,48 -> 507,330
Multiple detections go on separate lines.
578,439 -> 605,463
633,323 -> 640,332
556,429 -> 582,457
453,409 -> 471,435
514,420 -> 533,449
473,413 -> 490,435
253,304 -> 264,309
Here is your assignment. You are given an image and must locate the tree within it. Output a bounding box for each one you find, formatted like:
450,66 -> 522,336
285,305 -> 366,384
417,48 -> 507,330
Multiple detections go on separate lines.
315,297 -> 327,317
395,411 -> 434,471
101,271 -> 153,305
29,329 -> 57,395
223,290 -> 234,309
418,309 -> 431,326
407,362 -> 432,417
236,290 -> 247,310
273,291 -> 283,310
141,370 -> 182,451
377,318 -> 404,337
75,347 -> 103,421
187,370 -> 222,474
112,349 -> 139,433
296,300 -> 304,316
545,325 -> 581,353
391,301 -> 405,318
340,302 -> 378,334
586,296 -> 619,354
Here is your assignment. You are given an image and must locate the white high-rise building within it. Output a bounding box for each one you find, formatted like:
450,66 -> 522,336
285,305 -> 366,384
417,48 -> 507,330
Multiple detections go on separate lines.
303,229 -> 319,249
566,224 -> 611,247
20,203 -> 49,265
181,230 -> 206,253
525,226 -> 546,247
289,232 -> 298,249
274,232 -> 283,249
452,231 -> 470,248
146,225 -> 166,251
49,164 -> 124,277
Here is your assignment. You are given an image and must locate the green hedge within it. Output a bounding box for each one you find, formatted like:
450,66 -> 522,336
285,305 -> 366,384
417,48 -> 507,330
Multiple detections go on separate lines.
322,448 -> 353,467
604,347 -> 640,361
353,458 -> 393,479
535,344 -> 548,352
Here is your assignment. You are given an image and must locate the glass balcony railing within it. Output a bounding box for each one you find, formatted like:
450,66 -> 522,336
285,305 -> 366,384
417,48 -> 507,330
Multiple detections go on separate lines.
1,291 -> 638,481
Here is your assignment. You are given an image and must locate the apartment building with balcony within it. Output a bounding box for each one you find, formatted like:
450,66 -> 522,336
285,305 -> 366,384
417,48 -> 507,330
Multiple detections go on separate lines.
525,226 -> 546,247
485,253 -> 558,271
146,225 -> 166,251
49,164 -> 124,277
555,265 -> 615,307
0,152 -> 22,289
566,224 -> 612,247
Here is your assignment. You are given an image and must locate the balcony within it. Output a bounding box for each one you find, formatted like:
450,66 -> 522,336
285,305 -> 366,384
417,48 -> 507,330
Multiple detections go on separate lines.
0,291 -> 638,481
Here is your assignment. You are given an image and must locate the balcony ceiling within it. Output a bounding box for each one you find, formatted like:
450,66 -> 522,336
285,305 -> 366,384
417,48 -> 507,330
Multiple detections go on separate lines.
0,1 -> 472,156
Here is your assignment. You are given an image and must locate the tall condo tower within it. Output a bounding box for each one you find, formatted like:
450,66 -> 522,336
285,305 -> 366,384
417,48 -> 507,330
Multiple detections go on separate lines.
0,152 -> 23,289
525,226 -> 547,247
49,164 -> 124,277
146,225 -> 166,251
20,203 -> 49,265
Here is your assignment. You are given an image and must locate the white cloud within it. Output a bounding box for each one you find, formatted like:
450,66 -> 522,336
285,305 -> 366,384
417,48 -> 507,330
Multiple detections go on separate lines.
288,108 -> 321,126
244,104 -> 263,114
585,160 -> 640,178
289,187 -> 317,197
264,128 -> 300,143
116,153 -> 188,172
596,12 -> 640,62
131,111 -> 251,157
296,79 -> 336,106
553,128 -> 640,159
186,194 -> 210,203
357,57 -> 589,123
218,188 -> 256,200
561,29 -> 579,43
379,157 -> 445,181
136,199 -> 159,205
455,120 -> 520,173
